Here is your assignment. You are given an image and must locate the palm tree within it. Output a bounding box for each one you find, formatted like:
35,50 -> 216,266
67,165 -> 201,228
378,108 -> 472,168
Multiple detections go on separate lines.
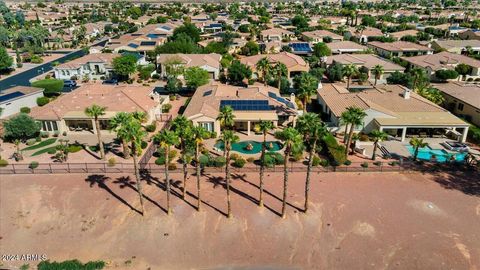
409,138 -> 428,161
273,62 -> 288,90
372,65 -> 384,86
218,130 -> 239,218
295,72 -> 319,113
110,112 -> 131,159
369,130 -> 388,160
256,57 -> 272,86
217,105 -> 235,130
191,126 -> 210,211
340,110 -> 353,143
115,113 -> 147,215
343,64 -> 358,90
257,120 -> 274,208
85,104 -> 107,160
296,113 -> 325,213
154,130 -> 180,215
170,116 -> 193,199
411,68 -> 425,91
344,106 -> 367,155
274,127 -> 303,218
355,25 -> 367,36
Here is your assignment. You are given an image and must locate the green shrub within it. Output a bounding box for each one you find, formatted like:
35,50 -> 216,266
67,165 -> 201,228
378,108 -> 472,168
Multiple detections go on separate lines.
162,103 -> 172,113
47,148 -> 57,155
292,152 -> 303,162
40,131 -> 49,138
26,138 -> 37,145
344,160 -> 352,166
29,161 -> 39,169
233,157 -> 246,168
31,79 -> 64,96
141,141 -> 148,149
169,149 -> 177,160
246,157 -> 255,163
388,161 -> 399,166
168,163 -> 177,170
36,136 -> 41,142
20,107 -> 31,114
214,156 -> 226,167
37,259 -> 105,270
199,155 -> 210,166
155,157 -> 166,165
30,55 -> 43,64
323,133 -> 347,165
373,161 -> 382,166
312,155 -> 321,166
145,123 -> 156,132
263,152 -> 284,167
67,144 -> 83,153
209,131 -> 217,138
0,159 -> 8,167
108,157 -> 116,167
230,153 -> 240,161
361,162 -> 369,168
319,159 -> 329,167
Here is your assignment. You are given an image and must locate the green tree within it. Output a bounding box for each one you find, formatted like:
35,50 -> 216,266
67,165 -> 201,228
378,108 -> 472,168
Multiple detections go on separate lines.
343,64 -> 358,89
109,112 -> 131,159
257,120 -> 274,208
361,15 -> 377,27
172,23 -> 201,43
343,106 -> 367,155
0,47 -> 13,72
3,113 -> 40,142
240,40 -> 260,56
291,15 -> 309,30
434,69 -> 458,82
170,116 -> 194,199
218,130 -> 239,218
113,54 -> 137,80
217,105 -> 235,130
294,72 -> 318,113
85,104 -> 107,160
326,62 -> 344,82
410,67 -> 428,90
369,130 -> 388,160
274,127 -> 303,218
372,64 -> 384,86
409,137 -> 428,161
191,126 -> 210,211
184,66 -> 210,89
154,130 -> 180,215
256,57 -> 272,86
227,60 -> 252,85
455,64 -> 472,81
312,42 -> 332,58
272,62 -> 288,90
31,79 -> 64,96
296,113 -> 325,213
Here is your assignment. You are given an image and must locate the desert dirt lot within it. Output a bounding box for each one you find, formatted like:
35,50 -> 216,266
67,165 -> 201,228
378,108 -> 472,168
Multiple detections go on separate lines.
1,170 -> 479,270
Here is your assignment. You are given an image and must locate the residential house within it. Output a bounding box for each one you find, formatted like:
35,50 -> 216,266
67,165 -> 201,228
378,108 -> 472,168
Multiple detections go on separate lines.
29,84 -> 162,138
0,86 -> 44,119
157,53 -> 222,80
260,28 -> 295,42
459,29 -> 480,40
431,40 -> 480,55
53,53 -> 120,80
183,82 -> 298,136
389,29 -> 420,40
239,51 -> 310,80
327,41 -> 368,54
367,41 -> 433,57
326,54 -> 405,83
434,82 -> 480,126
401,51 -> 480,81
302,30 -> 343,43
344,27 -> 384,44
317,83 -> 469,142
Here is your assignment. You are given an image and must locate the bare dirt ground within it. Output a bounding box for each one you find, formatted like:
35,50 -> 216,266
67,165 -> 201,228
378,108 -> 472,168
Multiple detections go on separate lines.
1,170 -> 479,270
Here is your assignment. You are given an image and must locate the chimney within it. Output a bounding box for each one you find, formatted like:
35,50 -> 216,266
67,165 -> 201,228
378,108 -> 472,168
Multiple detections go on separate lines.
318,81 -> 323,90
403,87 -> 411,99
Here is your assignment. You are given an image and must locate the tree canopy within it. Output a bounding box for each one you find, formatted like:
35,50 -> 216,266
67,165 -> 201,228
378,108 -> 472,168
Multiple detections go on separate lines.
3,113 -> 41,142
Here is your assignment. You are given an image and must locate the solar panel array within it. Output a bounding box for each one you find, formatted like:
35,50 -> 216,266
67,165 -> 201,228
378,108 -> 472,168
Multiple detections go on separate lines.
147,33 -> 160,39
140,41 -> 156,46
0,91 -> 25,103
203,90 -> 212,96
220,100 -> 272,111
160,25 -> 172,31
289,43 -> 312,52
127,43 -> 139,48
268,92 -> 295,109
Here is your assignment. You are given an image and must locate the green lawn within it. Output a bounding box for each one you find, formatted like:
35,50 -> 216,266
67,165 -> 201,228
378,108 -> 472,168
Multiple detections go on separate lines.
31,146 -> 58,157
22,138 -> 57,151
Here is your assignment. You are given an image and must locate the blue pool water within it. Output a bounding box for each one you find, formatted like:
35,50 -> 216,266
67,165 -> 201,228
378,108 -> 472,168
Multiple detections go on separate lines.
405,146 -> 467,162
214,141 -> 283,154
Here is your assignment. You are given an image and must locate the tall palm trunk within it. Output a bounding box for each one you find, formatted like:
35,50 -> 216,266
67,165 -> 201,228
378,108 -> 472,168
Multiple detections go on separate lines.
165,145 -> 172,215
372,141 -> 379,160
281,145 -> 290,218
345,124 -> 355,155
304,139 -> 316,213
122,139 -> 130,159
263,71 -> 267,86
132,142 -> 145,215
277,71 -> 282,90
414,147 -> 419,161
181,143 -> 187,199
302,98 -> 307,113
347,76 -> 351,90
225,144 -> 232,218
374,76 -> 378,86
259,132 -> 267,207
94,117 -> 105,160
196,142 -> 201,211
343,123 -> 349,143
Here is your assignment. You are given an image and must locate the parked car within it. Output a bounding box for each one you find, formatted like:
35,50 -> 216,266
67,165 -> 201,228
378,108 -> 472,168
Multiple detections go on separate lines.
63,80 -> 77,88
102,79 -> 118,85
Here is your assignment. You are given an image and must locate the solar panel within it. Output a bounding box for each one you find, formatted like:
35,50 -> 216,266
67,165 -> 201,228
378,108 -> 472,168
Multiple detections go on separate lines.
0,91 -> 25,103
289,43 -> 312,52
203,90 -> 212,97
159,25 -> 172,31
127,43 -> 139,48
220,100 -> 272,111
140,41 -> 156,46
267,92 -> 295,109
147,33 -> 160,39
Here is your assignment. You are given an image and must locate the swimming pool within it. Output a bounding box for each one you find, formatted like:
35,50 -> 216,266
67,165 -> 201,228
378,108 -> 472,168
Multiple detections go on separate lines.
214,140 -> 283,154
405,145 -> 467,162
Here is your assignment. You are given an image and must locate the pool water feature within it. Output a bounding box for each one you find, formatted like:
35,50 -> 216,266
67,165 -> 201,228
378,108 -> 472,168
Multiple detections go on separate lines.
405,145 -> 467,162
214,141 -> 283,154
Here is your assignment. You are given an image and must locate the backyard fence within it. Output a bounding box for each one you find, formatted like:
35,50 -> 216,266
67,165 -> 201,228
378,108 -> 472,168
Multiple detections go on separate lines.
0,161 -> 474,175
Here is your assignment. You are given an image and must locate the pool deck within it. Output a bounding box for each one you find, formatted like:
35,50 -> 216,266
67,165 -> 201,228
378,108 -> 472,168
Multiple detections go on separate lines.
381,138 -> 471,160
204,132 -> 285,158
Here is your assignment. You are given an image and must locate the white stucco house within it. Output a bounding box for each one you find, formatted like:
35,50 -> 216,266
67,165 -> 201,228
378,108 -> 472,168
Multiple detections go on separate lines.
0,86 -> 44,119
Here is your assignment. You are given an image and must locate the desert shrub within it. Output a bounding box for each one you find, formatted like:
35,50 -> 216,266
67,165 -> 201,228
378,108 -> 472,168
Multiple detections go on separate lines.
53,131 -> 60,137
373,161 -> 382,166
36,137 -> 41,142
37,96 -> 50,106
108,157 -> 116,167
209,131 -> 217,138
312,155 -> 321,166
344,160 -> 352,166
20,107 -> 31,114
145,123 -> 156,132
292,152 -> 303,162
0,159 -> 9,167
319,159 -> 329,167
37,259 -> 105,270
359,134 -> 370,142
263,152 -> 284,167
162,103 -> 172,113
155,157 -> 166,165
199,155 -> 210,166
141,141 -> 148,149
67,144 -> 83,153
169,149 -> 177,160
233,157 -> 246,168
361,162 -> 369,168
246,157 -> 255,163
26,138 -> 37,145
214,156 -> 226,167
40,131 -> 49,138
323,133 -> 347,165
47,148 -> 56,155
168,163 -> 177,170
30,55 -> 43,64
388,161 -> 399,166
29,161 -> 39,169
230,153 -> 240,160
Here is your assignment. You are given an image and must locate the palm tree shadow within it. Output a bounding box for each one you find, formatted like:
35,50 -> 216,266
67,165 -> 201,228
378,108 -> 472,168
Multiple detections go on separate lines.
85,174 -> 142,215
231,173 -> 304,213
205,173 -> 282,217
430,169 -> 480,196
113,175 -> 168,214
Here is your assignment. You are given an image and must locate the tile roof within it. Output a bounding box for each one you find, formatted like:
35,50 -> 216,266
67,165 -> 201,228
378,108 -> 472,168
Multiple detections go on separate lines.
302,30 -> 343,40
368,41 -> 433,52
326,54 -> 405,71
434,40 -> 480,50
326,41 -> 367,52
55,53 -> 120,69
239,52 -> 309,71
402,51 -> 480,70
157,53 -> 222,69
433,82 -> 480,109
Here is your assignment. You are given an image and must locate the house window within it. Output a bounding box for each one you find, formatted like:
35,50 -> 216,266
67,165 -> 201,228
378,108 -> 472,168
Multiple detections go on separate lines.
199,122 -> 213,132
41,121 -> 59,132
458,103 -> 464,111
